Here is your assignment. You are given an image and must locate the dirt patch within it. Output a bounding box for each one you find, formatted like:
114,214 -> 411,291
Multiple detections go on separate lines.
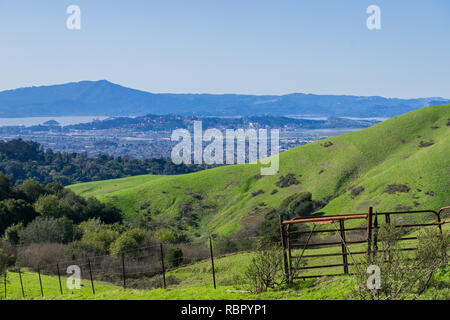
384,184 -> 410,194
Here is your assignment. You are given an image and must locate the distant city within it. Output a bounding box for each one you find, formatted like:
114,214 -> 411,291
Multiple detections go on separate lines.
0,114 -> 377,159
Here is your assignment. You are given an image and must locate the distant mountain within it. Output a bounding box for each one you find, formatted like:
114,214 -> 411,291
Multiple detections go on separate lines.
0,80 -> 448,118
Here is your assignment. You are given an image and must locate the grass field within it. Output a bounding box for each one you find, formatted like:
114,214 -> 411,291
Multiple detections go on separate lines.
68,105 -> 450,238
3,224 -> 448,300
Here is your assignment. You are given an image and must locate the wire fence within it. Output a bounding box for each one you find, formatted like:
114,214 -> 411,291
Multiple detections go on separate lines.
0,235 -> 272,299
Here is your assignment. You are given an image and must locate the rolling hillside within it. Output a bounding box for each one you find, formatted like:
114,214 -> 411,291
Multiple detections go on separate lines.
69,105 -> 450,237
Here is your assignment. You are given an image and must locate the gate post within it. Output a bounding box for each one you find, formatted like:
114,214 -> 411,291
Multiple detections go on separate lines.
366,207 -> 373,257
279,216 -> 290,283
339,220 -> 349,274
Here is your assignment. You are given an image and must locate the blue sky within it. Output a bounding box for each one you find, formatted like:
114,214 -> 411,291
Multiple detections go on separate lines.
0,0 -> 449,98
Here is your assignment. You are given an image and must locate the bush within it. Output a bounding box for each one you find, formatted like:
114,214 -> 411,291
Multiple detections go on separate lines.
244,245 -> 286,293
78,219 -> 120,253
16,243 -> 67,271
276,173 -> 300,188
18,216 -> 81,244
354,225 -> 449,300
110,229 -> 147,257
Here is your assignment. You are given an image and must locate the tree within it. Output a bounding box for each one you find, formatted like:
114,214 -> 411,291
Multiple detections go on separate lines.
4,223 -> 23,245
0,199 -> 37,235
34,194 -> 70,219
18,216 -> 80,244
0,172 -> 12,201
19,179 -> 46,203
0,249 -> 9,279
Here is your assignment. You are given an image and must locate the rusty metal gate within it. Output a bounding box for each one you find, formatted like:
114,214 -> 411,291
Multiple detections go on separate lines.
279,206 -> 450,280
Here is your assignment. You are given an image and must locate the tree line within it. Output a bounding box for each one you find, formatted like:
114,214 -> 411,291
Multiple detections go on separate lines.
0,139 -> 211,185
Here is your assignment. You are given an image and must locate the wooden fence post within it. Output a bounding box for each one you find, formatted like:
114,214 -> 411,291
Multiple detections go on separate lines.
18,268 -> 25,298
279,216 -> 290,283
56,263 -> 63,295
367,207 -> 373,256
121,253 -> 126,289
4,271 -> 7,298
160,243 -> 166,289
88,259 -> 95,295
209,236 -> 216,289
339,220 -> 349,274
38,266 -> 44,297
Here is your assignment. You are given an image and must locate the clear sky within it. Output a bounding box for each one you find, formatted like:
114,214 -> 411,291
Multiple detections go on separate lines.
0,0 -> 449,98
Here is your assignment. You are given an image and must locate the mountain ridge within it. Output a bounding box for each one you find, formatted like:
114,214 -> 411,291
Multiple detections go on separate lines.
0,80 -> 448,118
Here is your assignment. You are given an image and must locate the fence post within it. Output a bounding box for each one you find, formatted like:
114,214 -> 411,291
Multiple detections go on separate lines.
279,216 -> 290,283
56,263 -> 63,295
209,236 -> 216,289
159,243 -> 166,289
373,211 -> 379,253
366,207 -> 373,256
385,214 -> 392,263
38,266 -> 44,297
121,253 -> 126,289
87,259 -> 95,295
18,268 -> 25,298
339,220 -> 349,274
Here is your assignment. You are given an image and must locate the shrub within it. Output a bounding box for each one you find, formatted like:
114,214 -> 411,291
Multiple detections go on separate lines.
16,243 -> 67,271
244,244 -> 292,293
354,225 -> 449,300
351,186 -> 365,197
251,190 -> 265,197
18,216 -> 81,244
276,173 -> 300,188
384,184 -> 410,194
110,228 -> 147,257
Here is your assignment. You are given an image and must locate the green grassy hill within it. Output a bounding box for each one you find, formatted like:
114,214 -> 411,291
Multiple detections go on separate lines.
69,105 -> 450,237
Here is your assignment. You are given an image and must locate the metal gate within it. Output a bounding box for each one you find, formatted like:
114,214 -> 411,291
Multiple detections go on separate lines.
279,206 -> 450,280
